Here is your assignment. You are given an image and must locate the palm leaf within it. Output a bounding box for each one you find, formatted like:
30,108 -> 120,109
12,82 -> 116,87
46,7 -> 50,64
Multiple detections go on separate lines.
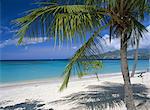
59,24 -> 109,91
13,0 -> 150,93
13,3 -> 105,45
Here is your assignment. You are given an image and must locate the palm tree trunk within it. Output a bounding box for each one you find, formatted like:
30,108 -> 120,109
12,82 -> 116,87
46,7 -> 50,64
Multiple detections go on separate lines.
120,34 -> 136,110
131,40 -> 139,77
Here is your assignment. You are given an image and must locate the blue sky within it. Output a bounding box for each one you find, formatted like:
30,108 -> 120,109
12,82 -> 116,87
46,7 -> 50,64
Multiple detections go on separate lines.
0,0 -> 150,60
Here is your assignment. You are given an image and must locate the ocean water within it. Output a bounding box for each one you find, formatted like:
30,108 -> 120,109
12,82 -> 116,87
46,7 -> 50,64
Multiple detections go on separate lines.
0,60 -> 149,83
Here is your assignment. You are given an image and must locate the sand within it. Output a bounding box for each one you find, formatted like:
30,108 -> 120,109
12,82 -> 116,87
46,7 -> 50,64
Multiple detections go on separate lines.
0,72 -> 150,110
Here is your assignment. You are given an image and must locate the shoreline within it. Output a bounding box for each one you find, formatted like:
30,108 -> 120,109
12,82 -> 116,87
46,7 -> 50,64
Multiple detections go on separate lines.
0,72 -> 123,89
1,70 -> 146,88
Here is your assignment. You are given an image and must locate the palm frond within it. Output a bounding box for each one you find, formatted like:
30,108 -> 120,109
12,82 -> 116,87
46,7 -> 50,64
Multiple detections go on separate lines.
128,16 -> 148,47
13,0 -> 150,92
13,3 -> 104,45
59,24 -> 109,91
107,0 -> 149,46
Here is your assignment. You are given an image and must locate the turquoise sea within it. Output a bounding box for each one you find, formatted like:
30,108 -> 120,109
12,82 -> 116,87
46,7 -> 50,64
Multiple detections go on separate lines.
0,60 -> 149,83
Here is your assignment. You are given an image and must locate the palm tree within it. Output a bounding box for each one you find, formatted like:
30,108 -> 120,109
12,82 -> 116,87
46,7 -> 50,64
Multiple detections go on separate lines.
131,39 -> 139,77
13,0 -> 150,110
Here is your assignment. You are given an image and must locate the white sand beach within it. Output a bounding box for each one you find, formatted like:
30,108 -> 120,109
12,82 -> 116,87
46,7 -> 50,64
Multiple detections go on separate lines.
0,72 -> 150,110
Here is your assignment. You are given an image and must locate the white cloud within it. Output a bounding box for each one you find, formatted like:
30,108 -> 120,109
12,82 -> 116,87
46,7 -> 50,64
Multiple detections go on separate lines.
0,26 -> 12,34
72,46 -> 77,50
1,25 -> 150,50
101,35 -> 120,52
0,26 -> 50,48
139,25 -> 150,48
0,37 -> 49,48
101,25 -> 150,52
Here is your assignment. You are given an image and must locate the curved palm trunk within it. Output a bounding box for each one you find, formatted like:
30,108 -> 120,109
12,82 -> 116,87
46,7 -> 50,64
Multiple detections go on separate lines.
131,41 -> 139,77
120,34 -> 136,110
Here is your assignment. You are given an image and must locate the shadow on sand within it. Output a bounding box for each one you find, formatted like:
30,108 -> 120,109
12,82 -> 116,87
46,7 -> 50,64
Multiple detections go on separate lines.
50,82 -> 150,110
0,82 -> 149,110
0,100 -> 53,110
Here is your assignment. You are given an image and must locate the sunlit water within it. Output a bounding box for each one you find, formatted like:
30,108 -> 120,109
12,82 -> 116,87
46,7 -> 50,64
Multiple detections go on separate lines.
0,60 -> 149,83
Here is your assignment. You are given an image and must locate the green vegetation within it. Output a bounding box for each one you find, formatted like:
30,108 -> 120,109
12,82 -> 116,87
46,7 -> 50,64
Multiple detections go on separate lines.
13,0 -> 150,110
100,49 -> 150,59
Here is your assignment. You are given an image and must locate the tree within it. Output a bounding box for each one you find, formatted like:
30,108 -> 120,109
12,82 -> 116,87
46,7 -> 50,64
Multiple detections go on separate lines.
131,39 -> 139,77
13,0 -> 150,110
